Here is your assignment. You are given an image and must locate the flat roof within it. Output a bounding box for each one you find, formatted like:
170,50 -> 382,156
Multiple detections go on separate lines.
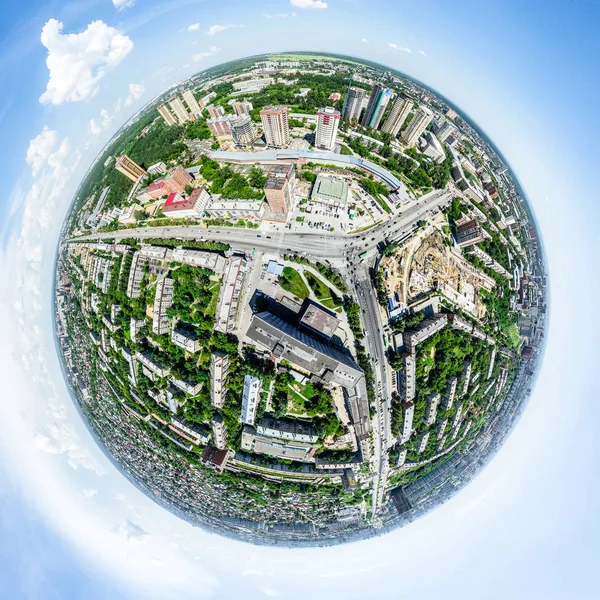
299,300 -> 339,339
312,174 -> 349,203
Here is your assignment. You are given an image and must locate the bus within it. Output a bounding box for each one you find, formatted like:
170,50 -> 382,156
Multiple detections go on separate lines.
358,250 -> 369,261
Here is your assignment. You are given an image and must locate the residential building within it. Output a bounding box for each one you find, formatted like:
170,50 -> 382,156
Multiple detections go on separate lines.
231,114 -> 257,146
233,101 -> 253,116
315,107 -> 340,151
182,90 -> 201,115
212,415 -> 227,450
168,96 -> 190,124
161,187 -> 210,219
115,155 -> 147,182
207,105 -> 225,119
214,256 -> 248,333
417,431 -> 430,454
164,165 -> 194,194
157,102 -> 178,126
242,375 -> 261,426
210,351 -> 229,408
170,415 -> 210,445
299,301 -> 339,339
205,198 -> 265,220
361,84 -> 392,129
421,132 -> 446,163
207,116 -> 233,136
240,425 -> 318,463
424,393 -> 440,426
200,446 -> 231,473
147,161 -> 167,175
152,277 -> 174,335
171,328 -> 201,353
400,401 -> 415,444
437,120 -> 456,143
260,106 -> 290,147
245,311 -> 363,388
455,220 -> 484,247
342,87 -> 365,122
401,105 -> 434,146
381,94 -> 412,136
264,163 -> 296,215
170,246 -> 224,272
255,418 -> 318,443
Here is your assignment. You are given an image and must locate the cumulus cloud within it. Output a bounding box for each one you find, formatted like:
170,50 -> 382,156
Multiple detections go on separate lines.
206,23 -> 242,35
264,13 -> 289,18
39,19 -> 133,105
188,23 -> 199,31
125,81 -> 145,106
193,46 -> 220,62
112,520 -> 149,544
291,0 -> 327,8
419,50 -> 427,56
112,0 -> 135,9
26,127 -> 59,177
361,38 -> 368,43
389,42 -> 412,53
83,488 -> 98,498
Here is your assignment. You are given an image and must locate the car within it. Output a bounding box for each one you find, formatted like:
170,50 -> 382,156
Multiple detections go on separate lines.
256,234 -> 262,238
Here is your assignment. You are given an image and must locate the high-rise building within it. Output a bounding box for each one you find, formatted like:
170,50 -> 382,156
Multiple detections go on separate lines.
233,101 -> 253,116
115,155 -> 147,182
211,415 -> 227,450
210,351 -> 229,408
207,116 -> 233,136
361,84 -> 392,129
264,163 -> 296,215
168,96 -> 190,124
315,107 -> 340,151
401,105 -> 434,146
207,105 -> 225,119
436,119 -> 455,143
381,94 -> 412,136
342,87 -> 365,122
152,277 -> 174,335
182,90 -> 201,115
242,375 -> 261,426
400,401 -> 415,444
260,106 -> 290,147
230,114 -> 256,146
157,102 -> 178,126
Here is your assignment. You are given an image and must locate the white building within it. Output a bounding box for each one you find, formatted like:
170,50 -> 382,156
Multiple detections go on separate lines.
158,102 -> 177,126
210,351 -> 229,408
231,114 -> 257,146
147,161 -> 167,175
315,107 -> 340,152
242,375 -> 261,426
381,94 -> 412,136
171,328 -> 201,353
152,277 -> 174,335
401,105 -> 434,146
341,87 -> 365,122
168,96 -> 190,124
182,90 -> 201,115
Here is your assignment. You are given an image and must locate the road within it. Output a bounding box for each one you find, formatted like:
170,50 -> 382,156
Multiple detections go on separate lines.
71,190 -> 452,517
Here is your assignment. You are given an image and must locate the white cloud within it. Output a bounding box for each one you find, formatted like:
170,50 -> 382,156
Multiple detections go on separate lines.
264,13 -> 290,18
125,81 -> 145,106
419,50 -> 427,56
112,519 -> 149,544
292,11 -> 298,16
290,0 -> 327,8
83,488 -> 97,498
193,46 -> 220,62
206,23 -> 243,35
39,19 -> 134,105
112,0 -> 135,10
188,23 -> 200,31
389,42 -> 412,53
361,38 -> 368,43
26,127 -> 58,177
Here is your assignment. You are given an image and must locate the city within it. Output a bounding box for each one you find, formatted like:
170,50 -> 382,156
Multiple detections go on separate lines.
54,52 -> 547,545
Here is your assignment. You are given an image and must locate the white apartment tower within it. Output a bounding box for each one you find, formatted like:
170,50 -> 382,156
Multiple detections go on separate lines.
182,90 -> 201,115
158,103 -> 178,126
315,107 -> 340,151
241,375 -> 261,426
401,105 -> 434,146
260,106 -> 290,147
168,96 -> 190,124
341,87 -> 365,122
381,94 -> 412,136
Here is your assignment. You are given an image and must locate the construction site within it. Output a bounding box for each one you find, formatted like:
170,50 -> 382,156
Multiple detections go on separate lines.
381,228 -> 496,321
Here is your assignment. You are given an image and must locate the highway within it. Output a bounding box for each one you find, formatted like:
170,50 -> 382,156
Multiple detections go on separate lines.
71,189 -> 452,518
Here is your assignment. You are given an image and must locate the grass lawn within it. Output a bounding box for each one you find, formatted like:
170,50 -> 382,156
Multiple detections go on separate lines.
339,144 -> 353,156
280,267 -> 309,299
304,271 -> 342,308
205,279 -> 221,318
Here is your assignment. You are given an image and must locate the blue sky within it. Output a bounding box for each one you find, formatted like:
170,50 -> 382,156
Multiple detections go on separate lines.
1,1 -> 600,599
